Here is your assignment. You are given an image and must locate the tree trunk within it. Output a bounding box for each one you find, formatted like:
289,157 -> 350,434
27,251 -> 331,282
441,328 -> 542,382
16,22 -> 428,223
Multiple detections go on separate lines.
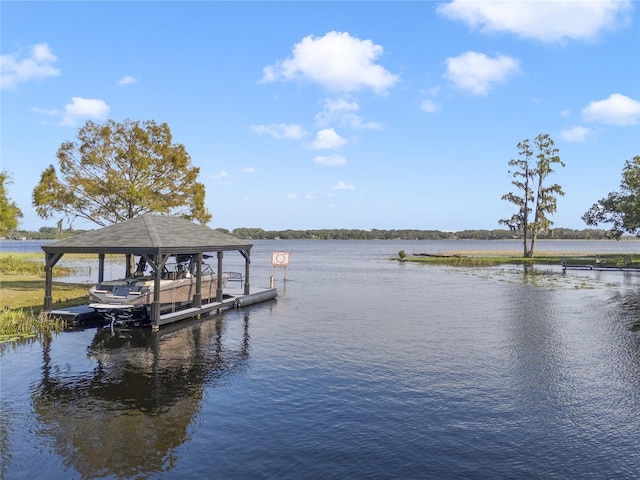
529,234 -> 537,258
522,208 -> 529,258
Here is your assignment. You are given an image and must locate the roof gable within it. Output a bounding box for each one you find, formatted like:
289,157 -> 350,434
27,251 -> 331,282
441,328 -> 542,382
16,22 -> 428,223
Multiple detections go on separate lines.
43,215 -> 252,255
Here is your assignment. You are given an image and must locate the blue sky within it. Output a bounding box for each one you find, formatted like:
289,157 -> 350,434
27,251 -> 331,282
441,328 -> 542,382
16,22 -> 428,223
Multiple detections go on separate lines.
2,1 -> 639,232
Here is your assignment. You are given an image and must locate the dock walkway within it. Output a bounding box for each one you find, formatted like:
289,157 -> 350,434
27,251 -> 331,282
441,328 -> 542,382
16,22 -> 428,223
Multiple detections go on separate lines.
51,286 -> 278,329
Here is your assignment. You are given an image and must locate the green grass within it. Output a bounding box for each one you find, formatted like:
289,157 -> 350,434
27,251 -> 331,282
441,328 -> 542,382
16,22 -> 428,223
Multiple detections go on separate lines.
0,254 -> 45,275
1,275 -> 90,310
0,252 -> 91,312
0,253 -> 94,342
0,252 -> 83,277
0,278 -> 89,343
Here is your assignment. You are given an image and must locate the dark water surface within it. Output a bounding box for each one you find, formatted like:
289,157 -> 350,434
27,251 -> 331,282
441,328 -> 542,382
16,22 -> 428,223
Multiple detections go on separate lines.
2,240 -> 640,479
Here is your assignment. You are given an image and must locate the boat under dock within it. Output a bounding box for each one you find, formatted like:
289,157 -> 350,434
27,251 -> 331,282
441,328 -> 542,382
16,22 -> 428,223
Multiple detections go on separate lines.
50,286 -> 278,329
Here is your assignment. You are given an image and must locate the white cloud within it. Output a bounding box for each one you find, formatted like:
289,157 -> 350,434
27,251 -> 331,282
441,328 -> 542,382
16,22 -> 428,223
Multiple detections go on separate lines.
30,106 -> 59,117
261,31 -> 399,94
560,126 -> 592,142
315,97 -> 359,126
117,75 -> 137,86
251,123 -> 307,139
212,170 -> 230,185
315,97 -> 381,129
424,85 -> 441,97
61,97 -> 110,126
287,194 -> 298,200
342,114 -> 382,130
445,51 -> 519,95
437,0 -> 633,43
582,93 -> 640,125
242,167 -> 256,173
332,180 -> 355,191
324,97 -> 359,113
314,154 -> 347,166
1,43 -> 60,89
309,128 -> 347,150
420,99 -> 441,113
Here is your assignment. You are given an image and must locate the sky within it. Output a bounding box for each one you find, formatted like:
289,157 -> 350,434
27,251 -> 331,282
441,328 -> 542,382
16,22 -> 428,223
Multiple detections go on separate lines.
2,0 -> 639,232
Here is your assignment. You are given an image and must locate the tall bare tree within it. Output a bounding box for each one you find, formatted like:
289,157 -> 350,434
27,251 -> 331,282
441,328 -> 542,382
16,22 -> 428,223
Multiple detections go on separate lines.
500,134 -> 565,257
499,139 -> 534,257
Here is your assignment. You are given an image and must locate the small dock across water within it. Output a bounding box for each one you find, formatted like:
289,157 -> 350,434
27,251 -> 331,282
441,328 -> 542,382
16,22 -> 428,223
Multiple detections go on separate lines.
561,259 -> 640,273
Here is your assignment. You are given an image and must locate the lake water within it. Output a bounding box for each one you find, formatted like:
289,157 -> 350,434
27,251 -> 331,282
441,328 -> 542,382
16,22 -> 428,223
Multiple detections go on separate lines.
1,240 -> 640,479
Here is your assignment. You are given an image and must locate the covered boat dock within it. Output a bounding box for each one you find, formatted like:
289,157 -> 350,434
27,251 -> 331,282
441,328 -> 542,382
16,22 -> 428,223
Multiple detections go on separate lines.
42,215 -> 277,329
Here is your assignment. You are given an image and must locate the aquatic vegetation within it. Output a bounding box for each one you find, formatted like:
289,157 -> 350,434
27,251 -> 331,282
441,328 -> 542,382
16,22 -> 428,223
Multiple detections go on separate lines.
0,253 -> 76,277
0,254 -> 44,275
0,308 -> 66,344
398,255 -> 512,267
395,252 -> 639,290
397,252 -> 639,268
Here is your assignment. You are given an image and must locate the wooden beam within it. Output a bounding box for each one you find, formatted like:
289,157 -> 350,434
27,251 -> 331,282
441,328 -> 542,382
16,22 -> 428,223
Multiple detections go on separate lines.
43,253 -> 63,311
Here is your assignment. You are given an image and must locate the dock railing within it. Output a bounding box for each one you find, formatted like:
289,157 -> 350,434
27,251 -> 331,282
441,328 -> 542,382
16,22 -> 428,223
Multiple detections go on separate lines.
224,271 -> 243,288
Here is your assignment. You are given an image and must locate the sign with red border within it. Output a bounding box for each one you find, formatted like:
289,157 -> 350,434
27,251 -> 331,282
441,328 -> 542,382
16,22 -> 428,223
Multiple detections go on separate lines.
271,251 -> 290,267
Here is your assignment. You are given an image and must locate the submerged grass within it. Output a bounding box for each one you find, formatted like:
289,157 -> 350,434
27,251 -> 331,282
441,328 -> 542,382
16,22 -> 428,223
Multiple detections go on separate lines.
0,308 -> 66,343
397,252 -> 640,268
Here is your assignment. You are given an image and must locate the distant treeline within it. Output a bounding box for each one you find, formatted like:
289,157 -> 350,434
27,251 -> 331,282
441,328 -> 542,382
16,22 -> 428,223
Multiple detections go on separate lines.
3,227 -> 92,240
4,226 -> 622,242
220,227 -> 616,241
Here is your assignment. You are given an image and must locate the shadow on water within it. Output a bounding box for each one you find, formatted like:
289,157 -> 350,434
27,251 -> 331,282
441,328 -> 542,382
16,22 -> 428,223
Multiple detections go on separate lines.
30,312 -> 251,479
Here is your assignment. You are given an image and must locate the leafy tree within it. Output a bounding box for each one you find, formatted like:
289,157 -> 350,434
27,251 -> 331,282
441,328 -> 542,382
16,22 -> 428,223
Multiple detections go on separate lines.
32,119 -> 212,227
582,155 -> 640,239
0,171 -> 24,236
500,134 -> 565,257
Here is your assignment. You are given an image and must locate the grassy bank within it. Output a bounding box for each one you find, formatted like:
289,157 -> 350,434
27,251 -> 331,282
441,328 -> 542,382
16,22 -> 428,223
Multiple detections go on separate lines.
396,251 -> 640,268
0,277 -> 89,343
1,274 -> 90,311
0,254 -> 91,342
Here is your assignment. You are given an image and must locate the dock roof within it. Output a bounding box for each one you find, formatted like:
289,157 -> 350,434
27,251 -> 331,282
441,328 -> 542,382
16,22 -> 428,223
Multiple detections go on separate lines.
42,215 -> 252,255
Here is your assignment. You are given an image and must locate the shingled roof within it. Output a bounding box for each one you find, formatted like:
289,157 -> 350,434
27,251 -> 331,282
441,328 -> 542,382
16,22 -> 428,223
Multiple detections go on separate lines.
42,215 -> 252,255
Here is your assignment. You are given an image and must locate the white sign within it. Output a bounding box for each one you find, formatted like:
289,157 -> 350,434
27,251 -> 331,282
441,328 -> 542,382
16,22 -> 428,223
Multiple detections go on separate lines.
271,251 -> 290,267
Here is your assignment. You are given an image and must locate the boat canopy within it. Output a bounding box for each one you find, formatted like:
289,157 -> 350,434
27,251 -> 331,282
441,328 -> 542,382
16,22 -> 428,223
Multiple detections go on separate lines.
42,215 -> 253,326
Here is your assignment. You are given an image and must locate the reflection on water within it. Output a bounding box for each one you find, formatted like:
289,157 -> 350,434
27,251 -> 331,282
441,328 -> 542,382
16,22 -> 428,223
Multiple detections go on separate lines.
2,240 -> 640,479
30,314 -> 249,478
